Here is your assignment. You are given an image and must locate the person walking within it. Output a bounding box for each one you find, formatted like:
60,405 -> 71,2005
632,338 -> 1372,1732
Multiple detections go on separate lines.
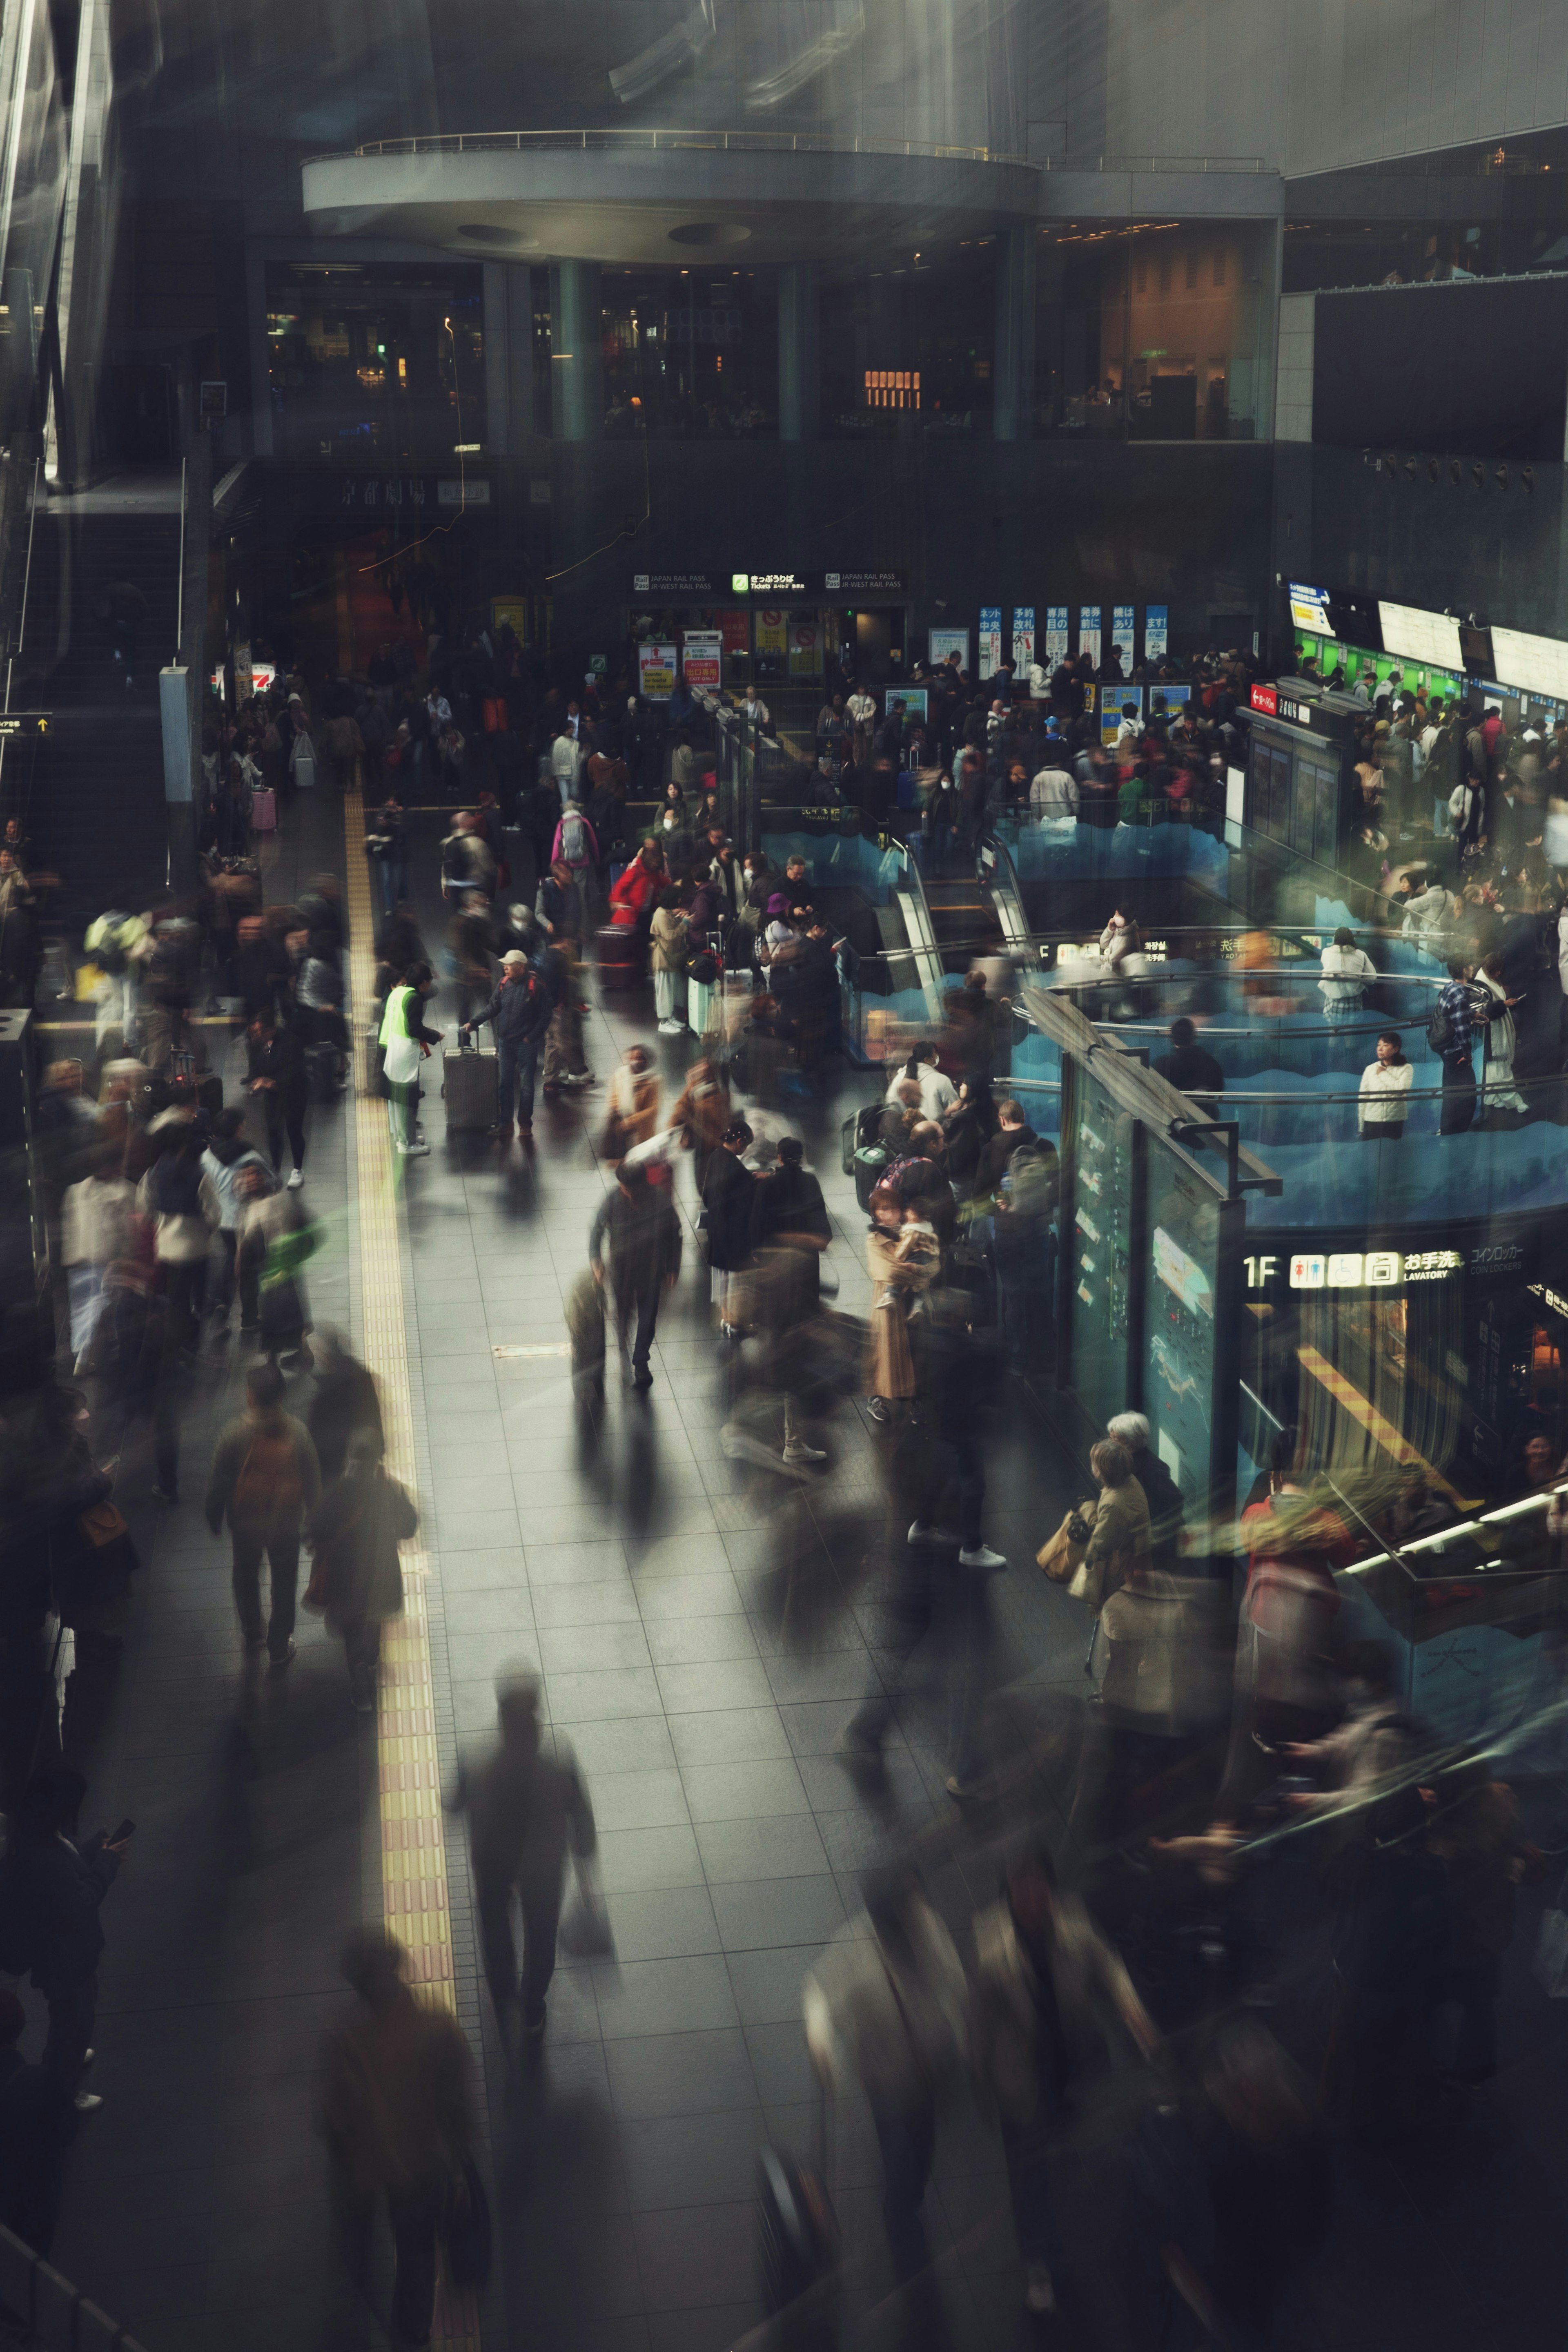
588,1161 -> 683,1392
1317,927 -> 1377,1023
700,1119 -> 758,1335
379,962 -> 444,1159
0,1766 -> 130,2111
308,1429 -> 415,1712
307,1329 -> 385,1485
246,1004 -> 309,1191
366,793 -> 409,917
201,1109 -> 276,1334
320,1927 -> 475,2350
971,1846 -> 1158,2316
205,1360 -> 322,1665
449,1672 -> 598,2052
649,888 -> 690,1034
459,948 -> 552,1142
804,1864 -> 967,2305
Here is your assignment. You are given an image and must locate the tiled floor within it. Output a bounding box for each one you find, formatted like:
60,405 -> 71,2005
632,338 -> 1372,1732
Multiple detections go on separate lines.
29,785 -> 1566,2352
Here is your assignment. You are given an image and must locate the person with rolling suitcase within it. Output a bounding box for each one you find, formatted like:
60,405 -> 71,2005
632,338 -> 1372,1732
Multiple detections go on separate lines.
459,949 -> 553,1141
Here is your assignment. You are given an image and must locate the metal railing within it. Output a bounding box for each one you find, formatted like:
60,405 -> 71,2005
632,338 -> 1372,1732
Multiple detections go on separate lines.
0,2223 -> 150,2352
308,127 -> 1040,168
306,128 -> 1274,176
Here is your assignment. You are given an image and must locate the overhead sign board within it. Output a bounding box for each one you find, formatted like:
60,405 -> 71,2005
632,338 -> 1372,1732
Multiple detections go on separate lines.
818,569 -> 905,595
632,571 -> 719,597
0,713 -> 49,738
733,571 -> 806,595
1288,582 -> 1332,634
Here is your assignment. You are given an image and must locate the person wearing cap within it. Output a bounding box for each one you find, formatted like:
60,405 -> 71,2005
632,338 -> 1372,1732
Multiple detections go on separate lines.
461,950 -> 552,1141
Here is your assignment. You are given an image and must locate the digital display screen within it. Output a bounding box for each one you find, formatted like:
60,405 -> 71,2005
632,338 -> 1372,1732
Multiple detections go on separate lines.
1377,602 -> 1463,671
1144,1137 -> 1222,1507
1067,1064 -> 1138,1440
1288,582 -> 1332,635
1490,624 -> 1568,702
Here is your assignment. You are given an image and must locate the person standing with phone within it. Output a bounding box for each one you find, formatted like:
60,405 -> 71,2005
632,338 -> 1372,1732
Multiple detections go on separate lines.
0,1765 -> 131,2111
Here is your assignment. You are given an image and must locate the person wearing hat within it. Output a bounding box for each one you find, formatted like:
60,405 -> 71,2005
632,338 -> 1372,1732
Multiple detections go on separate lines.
461,948 -> 552,1141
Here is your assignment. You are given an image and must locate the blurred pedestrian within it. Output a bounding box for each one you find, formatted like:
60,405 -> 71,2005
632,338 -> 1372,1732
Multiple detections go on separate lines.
308,1329 -> 385,1485
804,1864 -> 967,2297
0,1765 -> 130,2110
320,1928 -> 475,2350
0,1988 -> 76,2253
588,1161 -> 682,1393
307,1428 -> 414,1712
971,1845 -> 1158,2315
205,1360 -> 322,1666
449,1672 -> 598,2053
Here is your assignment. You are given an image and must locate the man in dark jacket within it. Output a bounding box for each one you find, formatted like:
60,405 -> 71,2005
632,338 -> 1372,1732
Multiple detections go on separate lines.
308,1329 -> 385,1484
1154,1017 -> 1225,1116
589,1162 -> 683,1390
450,1673 -> 597,2049
460,949 -> 553,1140
0,1766 -> 128,2107
973,1097 -> 1054,1201
246,1005 -> 308,1186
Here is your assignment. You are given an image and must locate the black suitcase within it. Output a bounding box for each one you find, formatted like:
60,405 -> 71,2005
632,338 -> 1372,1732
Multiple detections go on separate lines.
756,2141 -> 839,2340
442,1037 -> 497,1131
595,922 -> 641,992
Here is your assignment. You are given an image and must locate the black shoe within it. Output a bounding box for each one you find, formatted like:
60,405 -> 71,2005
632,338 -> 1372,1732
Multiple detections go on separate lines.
630,1367 -> 654,1391
488,1125 -> 513,1141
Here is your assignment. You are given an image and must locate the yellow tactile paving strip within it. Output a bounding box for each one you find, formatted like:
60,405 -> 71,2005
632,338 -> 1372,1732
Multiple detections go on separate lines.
343,786 -> 481,2352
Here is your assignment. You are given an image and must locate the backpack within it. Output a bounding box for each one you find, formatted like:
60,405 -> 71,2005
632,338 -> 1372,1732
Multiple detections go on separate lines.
232,1422 -> 304,1523
559,809 -> 589,867
1426,995 -> 1455,1054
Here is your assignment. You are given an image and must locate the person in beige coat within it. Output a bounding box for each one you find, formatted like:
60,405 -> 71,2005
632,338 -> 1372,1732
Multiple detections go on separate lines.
649,890 -> 690,1034
1077,1438 -> 1151,1613
864,1183 -> 938,1425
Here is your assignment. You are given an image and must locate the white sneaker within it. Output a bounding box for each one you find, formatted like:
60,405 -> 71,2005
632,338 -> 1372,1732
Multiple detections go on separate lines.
74,2090 -> 104,2113
1025,2263 -> 1056,2314
782,1440 -> 827,1465
907,1521 -> 958,1547
286,1168 -> 304,1189
959,1544 -> 1008,1572
657,1019 -> 685,1035
397,1140 -> 431,1158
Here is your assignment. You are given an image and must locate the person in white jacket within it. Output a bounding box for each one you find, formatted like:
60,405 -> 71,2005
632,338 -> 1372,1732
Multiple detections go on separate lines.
1358,1032 -> 1415,1139
883,1044 -> 956,1121
1029,758 -> 1078,822
60,1155 -> 138,1365
1318,927 -> 1377,1021
804,1864 -> 968,2292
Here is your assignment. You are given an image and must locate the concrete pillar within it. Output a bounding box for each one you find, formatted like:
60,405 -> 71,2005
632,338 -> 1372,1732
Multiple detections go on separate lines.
777,262 -> 818,442
992,225 -> 1036,444
549,261 -> 601,443
481,262 -> 508,455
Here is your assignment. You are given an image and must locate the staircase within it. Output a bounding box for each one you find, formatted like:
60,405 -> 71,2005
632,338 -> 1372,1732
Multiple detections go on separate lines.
8,482 -> 183,928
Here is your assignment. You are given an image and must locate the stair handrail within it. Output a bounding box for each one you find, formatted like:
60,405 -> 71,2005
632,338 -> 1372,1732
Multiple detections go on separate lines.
3,453 -> 40,713
174,453 -> 186,666
0,2220 -> 151,2351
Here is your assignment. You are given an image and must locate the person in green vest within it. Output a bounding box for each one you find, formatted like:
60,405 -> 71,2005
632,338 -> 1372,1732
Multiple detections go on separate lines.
378,961 -> 443,1158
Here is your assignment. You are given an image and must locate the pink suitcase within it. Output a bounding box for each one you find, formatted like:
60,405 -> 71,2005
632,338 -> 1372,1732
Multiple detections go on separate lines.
250,788 -> 277,834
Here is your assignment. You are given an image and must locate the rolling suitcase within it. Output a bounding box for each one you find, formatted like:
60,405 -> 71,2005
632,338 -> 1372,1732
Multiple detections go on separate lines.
249,788 -> 277,834
565,1270 -> 607,1404
482,696 -> 508,734
595,922 -> 641,993
441,1034 -> 497,1131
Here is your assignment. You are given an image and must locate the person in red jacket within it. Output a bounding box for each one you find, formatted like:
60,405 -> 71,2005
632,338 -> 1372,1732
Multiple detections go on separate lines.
608,837 -> 667,931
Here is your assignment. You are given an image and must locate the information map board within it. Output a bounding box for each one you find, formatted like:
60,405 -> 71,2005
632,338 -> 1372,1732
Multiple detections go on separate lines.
1064,1061 -> 1141,1445
1143,1134 -> 1239,1508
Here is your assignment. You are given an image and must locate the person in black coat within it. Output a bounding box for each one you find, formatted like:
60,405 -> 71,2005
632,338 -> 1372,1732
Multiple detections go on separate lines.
307,1330 -> 385,1484
588,1162 -> 683,1390
701,1122 -> 759,1334
0,1766 -> 129,2107
0,1990 -> 76,2252
751,1137 -> 830,1304
1155,1017 -> 1226,1116
1108,1411 -> 1184,1568
246,1005 -> 308,1182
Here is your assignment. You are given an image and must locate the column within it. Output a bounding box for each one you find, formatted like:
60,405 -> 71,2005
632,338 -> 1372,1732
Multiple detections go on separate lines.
481,263 -> 508,455
549,261 -> 601,443
777,261 -> 818,442
992,224 -> 1036,444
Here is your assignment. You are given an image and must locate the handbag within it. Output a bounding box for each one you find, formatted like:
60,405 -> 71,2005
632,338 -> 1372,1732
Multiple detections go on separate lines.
558,1869 -> 615,1960
443,2154 -> 492,2290
1036,1501 -> 1093,1585
80,1498 -> 129,1549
